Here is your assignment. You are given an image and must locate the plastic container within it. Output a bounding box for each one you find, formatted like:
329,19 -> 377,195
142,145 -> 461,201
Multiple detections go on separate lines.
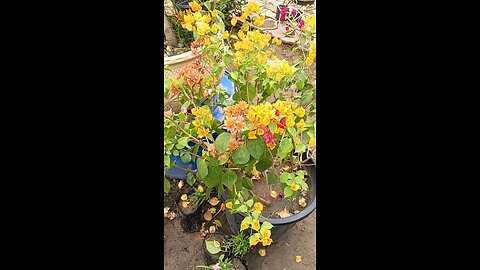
222,158 -> 317,242
165,71 -> 235,180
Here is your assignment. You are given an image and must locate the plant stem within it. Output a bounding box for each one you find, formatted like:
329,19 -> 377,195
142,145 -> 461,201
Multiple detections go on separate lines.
173,165 -> 197,173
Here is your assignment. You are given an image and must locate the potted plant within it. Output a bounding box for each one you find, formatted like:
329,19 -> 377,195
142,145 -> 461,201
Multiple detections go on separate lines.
164,0 -> 317,256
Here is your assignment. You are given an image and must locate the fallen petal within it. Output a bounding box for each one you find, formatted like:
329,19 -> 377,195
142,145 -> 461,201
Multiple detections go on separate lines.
258,249 -> 266,256
181,194 -> 188,201
295,255 -> 302,262
208,197 -> 220,206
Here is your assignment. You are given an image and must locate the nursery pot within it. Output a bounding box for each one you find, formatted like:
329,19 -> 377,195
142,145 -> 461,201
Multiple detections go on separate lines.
222,158 -> 317,243
231,257 -> 248,270
177,197 -> 203,232
203,232 -> 229,265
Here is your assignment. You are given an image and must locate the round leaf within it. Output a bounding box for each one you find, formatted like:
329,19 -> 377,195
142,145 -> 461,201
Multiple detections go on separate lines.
232,146 -> 250,165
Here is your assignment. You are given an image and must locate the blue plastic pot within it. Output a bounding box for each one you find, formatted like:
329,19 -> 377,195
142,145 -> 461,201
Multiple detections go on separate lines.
165,71 -> 235,180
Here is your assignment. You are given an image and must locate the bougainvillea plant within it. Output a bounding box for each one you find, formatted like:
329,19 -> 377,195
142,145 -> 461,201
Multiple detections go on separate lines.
164,0 -> 316,200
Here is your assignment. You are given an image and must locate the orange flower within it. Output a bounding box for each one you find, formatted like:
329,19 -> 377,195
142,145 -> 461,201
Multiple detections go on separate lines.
253,202 -> 263,213
198,127 -> 210,138
240,220 -> 249,231
252,219 -> 260,231
261,238 -> 272,246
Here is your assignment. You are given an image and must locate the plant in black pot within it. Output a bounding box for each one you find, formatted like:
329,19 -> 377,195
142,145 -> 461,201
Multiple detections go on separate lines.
196,254 -> 247,270
178,185 -> 210,232
201,234 -> 249,270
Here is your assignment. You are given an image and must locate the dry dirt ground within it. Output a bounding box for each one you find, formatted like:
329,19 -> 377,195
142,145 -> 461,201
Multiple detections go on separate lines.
164,44 -> 317,269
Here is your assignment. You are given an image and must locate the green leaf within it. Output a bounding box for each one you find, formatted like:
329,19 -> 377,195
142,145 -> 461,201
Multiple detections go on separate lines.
277,138 -> 293,160
180,153 -> 191,163
232,146 -> 250,164
252,211 -> 260,220
299,179 -> 308,190
237,205 -> 248,213
186,173 -> 195,186
229,71 -> 239,81
260,222 -> 273,232
267,172 -> 277,185
296,80 -> 305,90
218,154 -> 229,165
204,165 -> 223,188
213,220 -> 222,228
217,183 -> 224,198
295,143 -> 306,153
205,240 -> 222,255
247,137 -> 266,160
242,176 -> 253,190
284,186 -> 294,197
196,159 -> 208,180
249,235 -> 256,246
176,137 -> 188,149
246,199 -> 254,208
214,133 -> 232,154
223,170 -> 237,190
164,177 -> 170,193
280,172 -> 290,183
243,216 -> 253,225
256,150 -> 273,172
268,122 -> 276,133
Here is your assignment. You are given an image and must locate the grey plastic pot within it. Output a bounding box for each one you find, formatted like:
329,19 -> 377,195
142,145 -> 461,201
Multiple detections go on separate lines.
222,158 -> 316,243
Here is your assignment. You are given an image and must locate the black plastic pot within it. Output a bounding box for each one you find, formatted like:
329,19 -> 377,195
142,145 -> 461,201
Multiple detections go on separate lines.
222,158 -> 316,242
203,232 -> 229,265
177,199 -> 203,232
231,257 -> 248,270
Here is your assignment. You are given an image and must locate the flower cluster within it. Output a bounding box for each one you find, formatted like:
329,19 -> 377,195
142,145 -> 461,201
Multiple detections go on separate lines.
279,7 -> 303,33
266,59 -> 296,82
232,29 -> 272,66
305,39 -> 316,66
224,101 -> 248,134
192,106 -> 213,138
170,58 -> 209,94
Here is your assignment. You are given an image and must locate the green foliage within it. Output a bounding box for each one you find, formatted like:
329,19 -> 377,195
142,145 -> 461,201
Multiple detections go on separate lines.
224,232 -> 250,258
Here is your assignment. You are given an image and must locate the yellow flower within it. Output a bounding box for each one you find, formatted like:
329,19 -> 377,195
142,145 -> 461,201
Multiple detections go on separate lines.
240,221 -> 249,231
202,14 -> 211,24
226,201 -> 233,209
248,130 -> 257,139
290,183 -> 300,191
261,229 -> 271,239
240,12 -> 248,21
193,119 -> 201,127
296,119 -> 305,130
211,10 -> 218,17
241,25 -> 249,32
193,11 -> 202,22
253,235 -> 261,246
275,73 -> 283,81
210,23 -> 218,34
262,237 -> 272,246
185,22 -> 194,31
198,185 -> 204,192
189,1 -> 202,12
237,30 -> 245,39
204,37 -> 211,45
274,127 -> 284,134
257,128 -> 264,135
272,37 -> 281,45
222,31 -> 229,39
309,137 -> 316,147
295,107 -> 305,118
231,18 -> 237,26
267,143 -> 275,150
206,114 -> 213,121
198,128 -> 210,138
253,15 -> 265,27
196,21 -> 210,36
252,219 -> 260,231
253,202 -> 263,213
286,118 -> 295,128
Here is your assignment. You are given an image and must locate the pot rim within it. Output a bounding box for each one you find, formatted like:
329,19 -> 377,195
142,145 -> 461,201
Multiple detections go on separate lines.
222,159 -> 316,225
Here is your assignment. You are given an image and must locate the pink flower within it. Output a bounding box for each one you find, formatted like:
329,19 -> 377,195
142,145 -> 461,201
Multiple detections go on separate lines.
212,264 -> 221,270
279,7 -> 289,22
164,109 -> 173,118
298,19 -> 305,28
291,9 -> 297,16
285,26 -> 290,31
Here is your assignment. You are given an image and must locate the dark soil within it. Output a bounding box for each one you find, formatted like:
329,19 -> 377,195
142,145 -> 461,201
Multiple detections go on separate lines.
252,169 -> 312,218
232,257 -> 247,270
